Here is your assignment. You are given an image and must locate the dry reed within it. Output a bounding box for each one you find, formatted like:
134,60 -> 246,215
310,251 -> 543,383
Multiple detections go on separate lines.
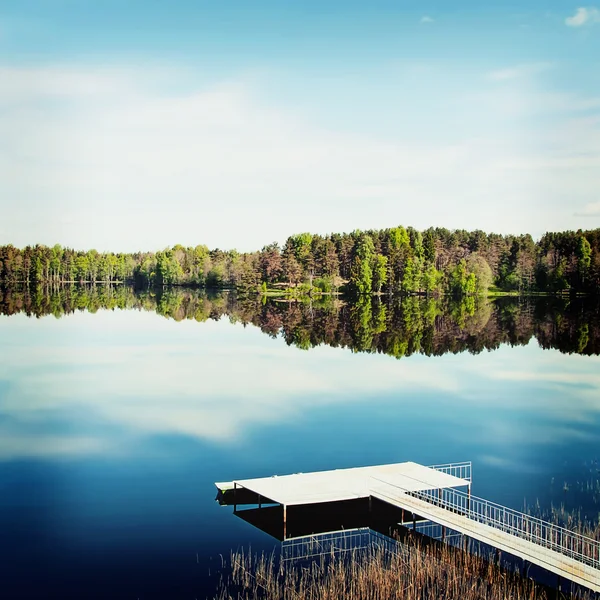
212,533 -> 596,600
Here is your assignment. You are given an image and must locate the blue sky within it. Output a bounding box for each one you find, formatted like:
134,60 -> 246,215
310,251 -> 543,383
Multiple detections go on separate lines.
1,1 -> 600,251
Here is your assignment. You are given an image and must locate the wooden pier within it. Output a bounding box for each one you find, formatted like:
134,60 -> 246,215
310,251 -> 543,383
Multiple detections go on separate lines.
215,461 -> 600,593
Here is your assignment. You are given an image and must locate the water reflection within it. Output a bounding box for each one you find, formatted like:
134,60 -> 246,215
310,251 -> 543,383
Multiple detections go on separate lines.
0,286 -> 599,598
0,287 -> 599,465
1,285 -> 599,357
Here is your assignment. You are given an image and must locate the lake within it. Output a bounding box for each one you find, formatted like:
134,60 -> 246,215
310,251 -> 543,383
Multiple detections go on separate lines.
0,288 -> 599,599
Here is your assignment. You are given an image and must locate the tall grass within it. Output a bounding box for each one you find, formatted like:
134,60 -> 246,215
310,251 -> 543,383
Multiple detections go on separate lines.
212,533 -> 596,600
549,506 -> 600,544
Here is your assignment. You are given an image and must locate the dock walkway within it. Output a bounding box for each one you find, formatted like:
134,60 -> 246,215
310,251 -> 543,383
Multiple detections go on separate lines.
371,477 -> 599,592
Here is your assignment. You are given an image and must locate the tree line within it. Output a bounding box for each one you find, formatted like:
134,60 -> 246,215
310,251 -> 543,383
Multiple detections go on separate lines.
1,286 -> 597,358
1,226 -> 599,296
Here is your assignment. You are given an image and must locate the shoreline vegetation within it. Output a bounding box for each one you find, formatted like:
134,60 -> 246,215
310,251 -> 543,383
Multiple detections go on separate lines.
1,226 -> 599,298
213,532 -> 598,600
213,505 -> 599,600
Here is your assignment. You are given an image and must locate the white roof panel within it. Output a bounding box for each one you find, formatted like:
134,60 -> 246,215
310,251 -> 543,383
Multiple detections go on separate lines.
225,461 -> 468,507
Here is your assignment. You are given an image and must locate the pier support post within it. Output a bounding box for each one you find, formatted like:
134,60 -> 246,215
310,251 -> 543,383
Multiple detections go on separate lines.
442,526 -> 446,542
258,494 -> 262,509
467,484 -> 471,514
283,504 -> 287,541
233,482 -> 237,513
412,513 -> 416,531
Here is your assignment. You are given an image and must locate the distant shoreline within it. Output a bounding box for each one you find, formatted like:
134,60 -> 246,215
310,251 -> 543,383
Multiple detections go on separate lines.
1,225 -> 598,298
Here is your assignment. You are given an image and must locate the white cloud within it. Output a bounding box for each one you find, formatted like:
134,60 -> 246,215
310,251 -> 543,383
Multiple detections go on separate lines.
565,6 -> 600,26
0,64 -> 524,250
0,63 -> 599,251
0,65 -> 136,101
574,201 -> 600,216
420,15 -> 434,24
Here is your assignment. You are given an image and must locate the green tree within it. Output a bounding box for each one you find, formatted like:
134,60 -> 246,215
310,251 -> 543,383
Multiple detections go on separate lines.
386,226 -> 411,294
423,228 -> 436,264
449,259 -> 476,296
552,257 -> 570,292
467,254 -> 493,295
75,255 -> 89,282
285,233 -> 314,280
422,263 -> 442,295
350,256 -> 372,296
349,235 -> 375,296
373,254 -> 388,293
402,257 -> 420,293
577,236 -> 592,287
31,256 -> 44,284
409,228 -> 424,261
156,251 -> 184,286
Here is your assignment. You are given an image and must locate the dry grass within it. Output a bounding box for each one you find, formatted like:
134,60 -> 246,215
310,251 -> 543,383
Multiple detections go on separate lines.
549,506 -> 600,543
212,534 -> 596,600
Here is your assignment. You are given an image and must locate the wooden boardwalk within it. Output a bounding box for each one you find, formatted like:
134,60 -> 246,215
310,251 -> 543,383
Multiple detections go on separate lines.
216,461 -> 600,593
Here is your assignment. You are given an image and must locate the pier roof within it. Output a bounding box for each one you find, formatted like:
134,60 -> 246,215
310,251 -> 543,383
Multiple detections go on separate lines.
217,461 -> 469,507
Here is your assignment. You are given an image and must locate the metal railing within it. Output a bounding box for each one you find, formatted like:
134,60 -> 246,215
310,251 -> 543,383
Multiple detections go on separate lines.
371,476 -> 599,571
428,461 -> 472,483
281,528 -> 373,561
414,521 -> 463,544
281,528 -> 408,562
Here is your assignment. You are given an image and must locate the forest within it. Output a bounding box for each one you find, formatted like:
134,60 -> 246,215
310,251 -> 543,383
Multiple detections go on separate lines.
2,286 -> 597,358
1,226 -> 599,296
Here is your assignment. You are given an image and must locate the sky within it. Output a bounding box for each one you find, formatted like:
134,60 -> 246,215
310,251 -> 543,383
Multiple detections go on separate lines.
1,1 -> 600,252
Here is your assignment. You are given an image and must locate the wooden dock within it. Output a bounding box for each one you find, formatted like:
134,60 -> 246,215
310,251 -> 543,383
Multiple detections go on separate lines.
215,461 -> 600,593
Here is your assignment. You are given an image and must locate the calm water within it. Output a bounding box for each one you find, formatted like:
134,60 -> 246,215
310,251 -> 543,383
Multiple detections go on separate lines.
0,292 -> 599,598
